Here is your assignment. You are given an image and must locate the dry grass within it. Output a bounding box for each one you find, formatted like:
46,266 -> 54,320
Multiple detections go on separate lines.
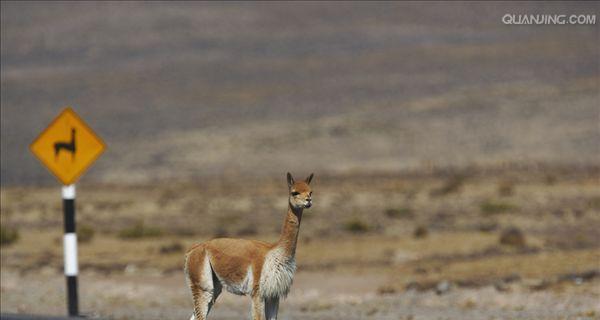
343,218 -> 371,233
0,225 -> 19,246
480,199 -> 518,216
118,221 -> 164,239
394,248 -> 600,289
1,167 -> 599,293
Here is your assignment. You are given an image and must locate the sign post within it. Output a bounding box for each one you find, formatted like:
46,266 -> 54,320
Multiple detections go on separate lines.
62,184 -> 78,316
30,107 -> 106,317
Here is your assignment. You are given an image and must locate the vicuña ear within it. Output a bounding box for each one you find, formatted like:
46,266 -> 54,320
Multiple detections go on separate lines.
287,172 -> 295,188
305,173 -> 314,184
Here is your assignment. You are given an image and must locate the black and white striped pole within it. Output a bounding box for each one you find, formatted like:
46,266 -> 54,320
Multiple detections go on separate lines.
30,107 -> 106,317
62,184 -> 79,316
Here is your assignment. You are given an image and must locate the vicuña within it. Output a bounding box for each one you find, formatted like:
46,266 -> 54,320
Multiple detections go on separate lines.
185,172 -> 314,320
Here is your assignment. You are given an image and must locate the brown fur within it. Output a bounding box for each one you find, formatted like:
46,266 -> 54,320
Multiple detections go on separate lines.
185,172 -> 313,320
205,238 -> 272,291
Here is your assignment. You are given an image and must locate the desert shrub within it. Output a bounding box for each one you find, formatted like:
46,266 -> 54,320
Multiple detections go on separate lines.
430,175 -> 465,197
497,180 -> 515,197
343,218 -> 370,233
159,242 -> 184,254
499,227 -> 526,247
118,221 -> 163,239
0,226 -> 19,246
384,207 -> 414,219
78,224 -> 95,244
544,174 -> 557,185
480,200 -> 517,215
587,196 -> 600,210
478,221 -> 498,233
376,285 -> 397,295
413,225 -> 428,239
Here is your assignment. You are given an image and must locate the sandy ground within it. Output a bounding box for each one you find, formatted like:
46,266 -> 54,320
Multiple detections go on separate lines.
2,268 -> 599,320
2,168 -> 600,319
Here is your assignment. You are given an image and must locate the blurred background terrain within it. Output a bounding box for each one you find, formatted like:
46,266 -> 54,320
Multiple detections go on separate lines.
1,2 -> 599,319
2,2 -> 599,184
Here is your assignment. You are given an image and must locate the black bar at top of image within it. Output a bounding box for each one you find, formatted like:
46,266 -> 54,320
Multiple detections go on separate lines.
63,199 -> 75,233
66,276 -> 79,316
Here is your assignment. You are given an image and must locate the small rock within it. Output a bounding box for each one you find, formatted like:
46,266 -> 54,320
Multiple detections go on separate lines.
499,227 -> 526,247
393,250 -> 419,264
436,280 -> 451,295
414,267 -> 428,274
524,278 -> 550,290
478,222 -> 498,232
377,285 -> 397,295
494,281 -> 511,292
461,298 -> 476,309
502,273 -> 522,283
405,281 -> 420,291
159,242 -> 184,254
124,264 -> 138,274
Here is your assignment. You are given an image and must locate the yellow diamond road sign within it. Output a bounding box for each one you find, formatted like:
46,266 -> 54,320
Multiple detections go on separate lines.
30,107 -> 106,185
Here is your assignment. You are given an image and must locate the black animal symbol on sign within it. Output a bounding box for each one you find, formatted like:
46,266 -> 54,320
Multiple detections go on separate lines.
54,128 -> 77,161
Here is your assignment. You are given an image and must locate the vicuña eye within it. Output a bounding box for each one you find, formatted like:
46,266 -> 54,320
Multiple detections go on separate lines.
291,191 -> 300,196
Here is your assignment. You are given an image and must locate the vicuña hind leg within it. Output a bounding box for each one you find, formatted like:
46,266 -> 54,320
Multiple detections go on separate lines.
189,281 -> 221,320
190,283 -> 216,320
186,245 -> 221,320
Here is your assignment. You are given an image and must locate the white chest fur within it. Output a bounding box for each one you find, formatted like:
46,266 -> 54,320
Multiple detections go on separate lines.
259,247 -> 296,299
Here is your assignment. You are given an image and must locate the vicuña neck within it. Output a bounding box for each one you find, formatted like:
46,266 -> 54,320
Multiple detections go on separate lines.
276,204 -> 303,257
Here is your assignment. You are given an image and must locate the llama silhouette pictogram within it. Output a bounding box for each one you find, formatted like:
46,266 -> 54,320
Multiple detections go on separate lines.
54,128 -> 76,161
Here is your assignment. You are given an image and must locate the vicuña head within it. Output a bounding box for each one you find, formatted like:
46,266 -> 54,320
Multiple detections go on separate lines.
185,172 -> 314,320
288,172 -> 313,209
